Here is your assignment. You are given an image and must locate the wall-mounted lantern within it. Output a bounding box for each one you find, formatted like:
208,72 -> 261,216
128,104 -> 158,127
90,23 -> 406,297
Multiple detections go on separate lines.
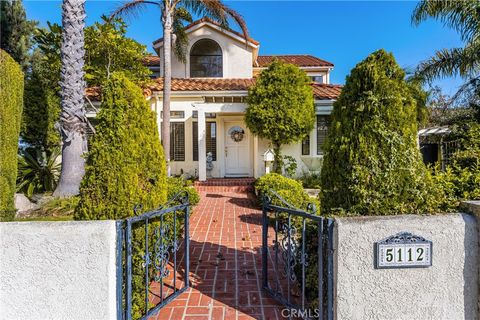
263,149 -> 275,174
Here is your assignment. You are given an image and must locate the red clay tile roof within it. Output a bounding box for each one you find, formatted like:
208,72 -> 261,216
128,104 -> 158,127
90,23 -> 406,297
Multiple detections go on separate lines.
255,55 -> 334,68
143,55 -> 160,66
86,78 -> 342,101
148,77 -> 255,92
312,83 -> 342,100
153,17 -> 259,46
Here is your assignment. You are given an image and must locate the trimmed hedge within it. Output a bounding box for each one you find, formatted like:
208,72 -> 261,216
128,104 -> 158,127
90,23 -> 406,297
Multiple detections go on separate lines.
0,49 -> 24,221
255,173 -> 319,213
74,73 -> 167,319
167,177 -> 200,206
320,50 -> 439,216
75,72 -> 167,220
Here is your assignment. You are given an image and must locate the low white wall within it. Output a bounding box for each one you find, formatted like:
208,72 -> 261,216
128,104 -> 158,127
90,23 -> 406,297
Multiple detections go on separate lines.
0,221 -> 118,320
334,213 -> 478,320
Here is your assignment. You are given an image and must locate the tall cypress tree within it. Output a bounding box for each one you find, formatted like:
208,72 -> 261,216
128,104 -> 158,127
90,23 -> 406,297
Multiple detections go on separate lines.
75,72 -> 167,220
0,0 -> 36,69
320,49 -> 438,215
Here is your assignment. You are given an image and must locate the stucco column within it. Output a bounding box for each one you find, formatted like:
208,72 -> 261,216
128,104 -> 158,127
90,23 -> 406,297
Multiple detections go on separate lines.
198,108 -> 207,181
155,96 -> 161,140
253,135 -> 259,178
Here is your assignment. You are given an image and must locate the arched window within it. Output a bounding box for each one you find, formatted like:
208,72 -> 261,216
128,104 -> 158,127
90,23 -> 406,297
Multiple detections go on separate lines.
190,39 -> 223,78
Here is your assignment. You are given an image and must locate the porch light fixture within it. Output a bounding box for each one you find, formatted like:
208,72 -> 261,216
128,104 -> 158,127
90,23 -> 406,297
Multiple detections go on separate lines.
263,149 -> 275,174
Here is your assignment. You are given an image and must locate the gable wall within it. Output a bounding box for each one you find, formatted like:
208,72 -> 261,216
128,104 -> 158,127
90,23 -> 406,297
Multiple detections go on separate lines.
159,25 -> 254,79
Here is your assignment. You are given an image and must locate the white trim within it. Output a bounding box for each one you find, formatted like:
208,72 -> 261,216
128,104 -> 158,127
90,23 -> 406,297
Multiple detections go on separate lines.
152,90 -> 248,97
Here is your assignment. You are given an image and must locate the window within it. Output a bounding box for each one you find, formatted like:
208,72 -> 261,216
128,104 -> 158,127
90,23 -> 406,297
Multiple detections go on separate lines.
170,122 -> 185,161
316,115 -> 330,155
192,111 -> 216,119
190,39 -> 222,78
302,134 -> 310,155
310,75 -> 323,83
193,122 -> 217,161
161,111 -> 185,119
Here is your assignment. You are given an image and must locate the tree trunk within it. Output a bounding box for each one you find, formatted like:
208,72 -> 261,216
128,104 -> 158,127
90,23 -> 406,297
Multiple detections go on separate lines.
53,0 -> 87,197
162,10 -> 172,176
273,142 -> 282,174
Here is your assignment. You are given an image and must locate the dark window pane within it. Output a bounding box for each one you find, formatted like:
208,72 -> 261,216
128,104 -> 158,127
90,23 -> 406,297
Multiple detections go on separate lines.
170,122 -> 185,161
193,122 -> 217,161
316,115 -> 330,155
302,134 -> 310,155
190,39 -> 222,78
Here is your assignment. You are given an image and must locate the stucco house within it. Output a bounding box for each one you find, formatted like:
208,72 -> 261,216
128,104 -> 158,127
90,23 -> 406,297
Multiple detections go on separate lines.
87,18 -> 342,181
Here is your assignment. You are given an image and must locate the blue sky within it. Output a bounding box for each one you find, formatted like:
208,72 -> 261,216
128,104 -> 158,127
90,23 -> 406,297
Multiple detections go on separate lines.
24,0 -> 464,95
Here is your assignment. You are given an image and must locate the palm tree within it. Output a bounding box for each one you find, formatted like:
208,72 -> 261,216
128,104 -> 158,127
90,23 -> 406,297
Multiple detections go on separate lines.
412,0 -> 480,104
111,0 -> 249,175
53,0 -> 88,197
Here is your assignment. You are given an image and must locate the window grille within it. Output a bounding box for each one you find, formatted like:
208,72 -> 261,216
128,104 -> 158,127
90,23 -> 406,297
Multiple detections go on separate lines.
317,115 -> 330,155
193,122 -> 217,161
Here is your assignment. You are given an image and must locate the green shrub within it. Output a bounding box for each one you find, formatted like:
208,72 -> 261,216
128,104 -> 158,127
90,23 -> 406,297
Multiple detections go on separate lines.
74,73 -> 167,319
298,171 -> 322,189
75,72 -> 167,220
255,173 -> 319,213
0,49 -> 24,221
320,50 -> 439,216
167,177 -> 200,206
16,147 -> 61,198
432,122 -> 480,210
246,60 -> 314,173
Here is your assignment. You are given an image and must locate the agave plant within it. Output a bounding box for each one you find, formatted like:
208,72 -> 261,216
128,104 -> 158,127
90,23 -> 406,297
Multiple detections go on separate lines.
17,147 -> 61,198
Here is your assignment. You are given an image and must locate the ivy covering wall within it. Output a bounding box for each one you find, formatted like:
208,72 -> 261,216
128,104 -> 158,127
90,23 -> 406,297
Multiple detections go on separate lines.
320,49 -> 439,216
0,49 -> 24,221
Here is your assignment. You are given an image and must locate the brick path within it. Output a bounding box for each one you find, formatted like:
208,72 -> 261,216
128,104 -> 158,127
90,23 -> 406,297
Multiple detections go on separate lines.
151,187 -> 285,320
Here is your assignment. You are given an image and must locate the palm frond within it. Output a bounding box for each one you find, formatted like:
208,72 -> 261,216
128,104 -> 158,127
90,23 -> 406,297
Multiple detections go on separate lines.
110,0 -> 161,21
415,42 -> 480,83
172,7 -> 192,63
182,0 -> 249,43
412,0 -> 480,42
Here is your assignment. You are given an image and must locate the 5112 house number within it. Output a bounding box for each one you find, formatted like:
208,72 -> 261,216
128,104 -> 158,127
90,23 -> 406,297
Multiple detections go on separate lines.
375,232 -> 432,269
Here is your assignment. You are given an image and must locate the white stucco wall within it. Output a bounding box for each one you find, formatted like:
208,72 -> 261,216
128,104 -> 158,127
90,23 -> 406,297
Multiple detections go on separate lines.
334,213 -> 478,320
0,221 -> 118,320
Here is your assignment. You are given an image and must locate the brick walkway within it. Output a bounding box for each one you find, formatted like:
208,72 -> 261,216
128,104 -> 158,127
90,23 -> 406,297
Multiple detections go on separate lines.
151,187 -> 285,320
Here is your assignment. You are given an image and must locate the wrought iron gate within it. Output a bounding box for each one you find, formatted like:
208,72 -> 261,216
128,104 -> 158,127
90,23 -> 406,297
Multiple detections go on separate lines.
117,192 -> 190,320
261,192 -> 334,319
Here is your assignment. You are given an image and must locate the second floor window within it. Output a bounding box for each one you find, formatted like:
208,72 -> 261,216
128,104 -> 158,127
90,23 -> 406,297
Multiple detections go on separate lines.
190,39 -> 223,78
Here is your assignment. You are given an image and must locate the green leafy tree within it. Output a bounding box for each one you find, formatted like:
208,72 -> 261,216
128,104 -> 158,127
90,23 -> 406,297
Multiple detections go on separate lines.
75,73 -> 167,319
22,49 -> 61,152
0,0 -> 37,69
75,72 -> 167,220
111,0 -> 249,172
84,15 -> 151,86
320,50 -> 439,216
0,50 -> 24,221
246,60 -> 314,173
21,17 -> 150,154
412,0 -> 480,107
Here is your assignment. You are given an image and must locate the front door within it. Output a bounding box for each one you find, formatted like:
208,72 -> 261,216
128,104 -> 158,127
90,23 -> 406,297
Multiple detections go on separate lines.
224,122 -> 250,176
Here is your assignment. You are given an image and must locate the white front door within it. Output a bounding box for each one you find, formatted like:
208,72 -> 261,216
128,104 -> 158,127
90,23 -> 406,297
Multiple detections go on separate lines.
224,121 -> 250,176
